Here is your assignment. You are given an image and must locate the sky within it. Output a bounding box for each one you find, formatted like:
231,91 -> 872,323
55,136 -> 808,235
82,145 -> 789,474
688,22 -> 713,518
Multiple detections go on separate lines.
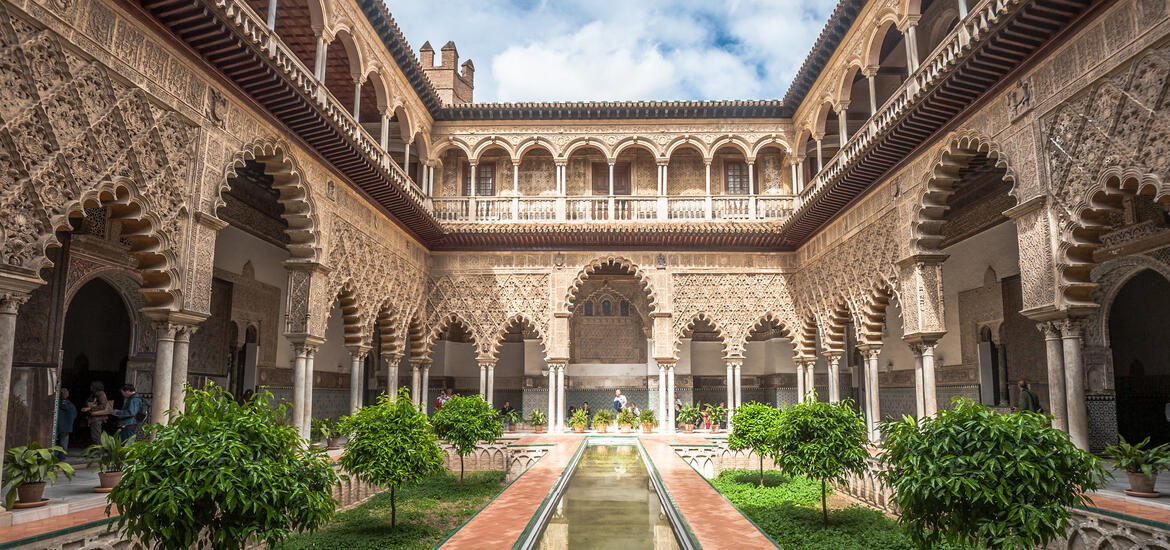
387,0 -> 840,103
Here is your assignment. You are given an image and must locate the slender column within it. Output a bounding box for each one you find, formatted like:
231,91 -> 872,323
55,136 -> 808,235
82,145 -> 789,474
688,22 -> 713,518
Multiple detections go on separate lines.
0,292 -> 30,497
807,362 -> 816,397
864,68 -> 878,115
997,341 -> 1010,407
1039,321 -> 1068,431
410,359 -> 422,407
920,343 -> 938,416
1058,318 -> 1089,450
666,364 -> 676,433
547,364 -> 557,432
733,362 -> 743,411
907,24 -> 921,71
292,343 -> 308,437
658,362 -> 667,429
420,362 -> 431,414
169,326 -> 196,415
704,161 -> 712,195
404,141 -> 412,179
608,162 -> 614,195
826,354 -> 841,402
379,110 -> 390,150
789,163 -> 798,195
352,79 -> 362,122
795,359 -> 806,401
313,32 -> 329,81
863,348 -> 882,440
747,161 -> 757,218
912,346 -> 925,418
303,346 -> 317,435
815,137 -> 824,172
725,359 -> 736,423
468,162 -> 477,197
512,162 -> 520,194
556,364 -> 566,432
836,105 -> 849,147
478,361 -> 487,397
265,0 -> 277,29
487,361 -> 496,406
797,160 -> 805,192
958,0 -> 968,17
349,348 -> 369,414
151,322 -> 178,425
383,352 -> 400,400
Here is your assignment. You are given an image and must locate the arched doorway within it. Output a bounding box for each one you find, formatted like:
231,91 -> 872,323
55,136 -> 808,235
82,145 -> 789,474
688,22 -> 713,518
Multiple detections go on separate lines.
61,277 -> 133,448
1109,269 -> 1170,445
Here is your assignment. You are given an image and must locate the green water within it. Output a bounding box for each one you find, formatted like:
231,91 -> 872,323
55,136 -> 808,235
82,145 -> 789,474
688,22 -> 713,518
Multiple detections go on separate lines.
535,445 -> 681,550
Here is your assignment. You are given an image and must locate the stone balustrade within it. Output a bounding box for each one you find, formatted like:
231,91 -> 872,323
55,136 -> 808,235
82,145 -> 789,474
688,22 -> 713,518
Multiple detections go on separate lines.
432,195 -> 796,223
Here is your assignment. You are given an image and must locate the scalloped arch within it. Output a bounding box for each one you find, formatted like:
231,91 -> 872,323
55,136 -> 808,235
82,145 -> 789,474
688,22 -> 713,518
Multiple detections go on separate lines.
222,138 -> 321,262
675,312 -> 731,357
424,312 -> 478,359
489,313 -> 547,362
562,256 -> 658,313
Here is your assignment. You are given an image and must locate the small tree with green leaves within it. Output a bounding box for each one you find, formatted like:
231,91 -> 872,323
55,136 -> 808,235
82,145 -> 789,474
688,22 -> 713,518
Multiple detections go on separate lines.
339,388 -> 444,527
880,399 -> 1108,550
728,402 -> 782,487
109,384 -> 339,550
771,395 -> 868,526
431,394 -> 503,485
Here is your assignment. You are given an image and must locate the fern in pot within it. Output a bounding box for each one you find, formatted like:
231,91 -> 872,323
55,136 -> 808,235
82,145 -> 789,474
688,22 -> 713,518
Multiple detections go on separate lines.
617,408 -> 637,433
677,405 -> 701,433
528,408 -> 547,433
593,409 -> 615,433
3,440 -> 75,508
1105,435 -> 1170,497
82,432 -> 134,492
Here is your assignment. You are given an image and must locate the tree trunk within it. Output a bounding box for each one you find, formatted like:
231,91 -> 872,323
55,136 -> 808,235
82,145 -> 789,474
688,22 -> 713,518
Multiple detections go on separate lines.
821,478 -> 828,526
391,485 -> 396,528
460,454 -> 465,486
759,454 -> 765,487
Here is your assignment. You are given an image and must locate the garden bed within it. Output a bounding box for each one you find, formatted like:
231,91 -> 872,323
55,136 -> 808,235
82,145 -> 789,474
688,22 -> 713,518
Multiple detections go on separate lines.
277,471 -> 506,550
711,469 -> 965,550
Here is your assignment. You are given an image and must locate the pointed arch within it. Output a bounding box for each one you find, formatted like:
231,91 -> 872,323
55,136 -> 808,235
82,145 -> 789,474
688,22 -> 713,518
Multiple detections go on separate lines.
563,256 -> 658,313
222,138 -> 321,261
424,313 -> 478,359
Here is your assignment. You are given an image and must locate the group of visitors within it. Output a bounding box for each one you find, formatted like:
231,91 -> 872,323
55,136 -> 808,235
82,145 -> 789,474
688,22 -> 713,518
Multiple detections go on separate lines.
56,380 -> 147,455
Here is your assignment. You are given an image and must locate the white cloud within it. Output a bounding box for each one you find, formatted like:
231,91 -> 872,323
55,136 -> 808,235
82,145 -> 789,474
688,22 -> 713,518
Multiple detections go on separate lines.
387,0 -> 836,102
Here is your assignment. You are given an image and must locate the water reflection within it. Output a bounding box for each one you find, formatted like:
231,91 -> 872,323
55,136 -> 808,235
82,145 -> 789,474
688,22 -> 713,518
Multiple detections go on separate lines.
536,445 -> 681,550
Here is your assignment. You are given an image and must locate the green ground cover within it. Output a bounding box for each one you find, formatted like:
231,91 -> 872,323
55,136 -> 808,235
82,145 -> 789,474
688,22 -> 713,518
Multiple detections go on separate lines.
277,470 -> 506,550
711,469 -> 966,550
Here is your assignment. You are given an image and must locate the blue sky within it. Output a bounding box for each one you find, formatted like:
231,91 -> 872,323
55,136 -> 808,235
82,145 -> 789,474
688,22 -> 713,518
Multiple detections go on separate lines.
388,0 -> 840,103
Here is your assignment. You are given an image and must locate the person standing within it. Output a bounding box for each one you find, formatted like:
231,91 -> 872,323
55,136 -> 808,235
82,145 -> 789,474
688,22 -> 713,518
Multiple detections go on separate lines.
613,389 -> 627,413
112,384 -> 144,441
1015,380 -> 1043,413
81,380 -> 110,445
581,401 -> 591,428
57,388 -> 77,458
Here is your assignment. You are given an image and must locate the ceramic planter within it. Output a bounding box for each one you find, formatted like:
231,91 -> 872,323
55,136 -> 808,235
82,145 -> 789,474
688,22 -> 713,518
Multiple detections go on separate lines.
507,425 -> 517,433
683,424 -> 694,434
326,437 -> 341,450
619,425 -> 632,433
572,426 -> 584,433
96,471 -> 123,493
534,425 -> 545,433
15,482 -> 47,508
1125,472 -> 1160,497
596,424 -> 608,433
641,423 -> 653,433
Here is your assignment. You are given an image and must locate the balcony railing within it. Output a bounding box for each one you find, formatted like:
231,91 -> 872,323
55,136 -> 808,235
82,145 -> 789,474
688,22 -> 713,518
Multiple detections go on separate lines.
795,0 -> 1015,210
432,195 -> 796,223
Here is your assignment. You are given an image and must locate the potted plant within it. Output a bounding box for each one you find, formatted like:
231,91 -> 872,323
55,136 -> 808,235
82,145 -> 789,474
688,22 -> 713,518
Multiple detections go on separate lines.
1104,435 -> 1170,497
617,409 -> 637,433
706,404 -> 727,433
313,418 -> 343,450
677,405 -> 701,434
82,432 -> 134,492
3,441 -> 75,508
593,409 -> 615,433
502,409 -> 523,433
528,409 -> 548,433
569,409 -> 589,433
638,409 -> 657,434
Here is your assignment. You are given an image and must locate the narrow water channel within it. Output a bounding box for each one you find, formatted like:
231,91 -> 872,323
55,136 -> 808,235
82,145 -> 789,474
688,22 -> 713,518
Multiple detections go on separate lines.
535,445 -> 681,550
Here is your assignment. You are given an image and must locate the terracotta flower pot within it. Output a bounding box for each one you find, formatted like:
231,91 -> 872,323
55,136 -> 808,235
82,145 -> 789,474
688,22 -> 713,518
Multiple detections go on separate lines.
573,426 -> 584,433
96,471 -> 123,493
507,425 -> 517,433
683,424 -> 694,434
534,425 -> 545,433
596,424 -> 608,433
641,423 -> 653,434
16,482 -> 46,505
619,425 -> 632,433
1126,472 -> 1160,497
326,437 -> 341,450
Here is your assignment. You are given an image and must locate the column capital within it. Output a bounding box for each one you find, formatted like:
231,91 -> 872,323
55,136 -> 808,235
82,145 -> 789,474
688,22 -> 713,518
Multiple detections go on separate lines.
723,356 -> 743,368
657,159 -> 671,167
347,345 -> 372,361
1036,320 -> 1062,339
381,351 -> 404,363
477,358 -> 496,369
408,357 -> 430,368
898,14 -> 921,30
906,340 -> 938,356
0,291 -> 30,315
861,65 -> 879,77
1054,317 -> 1086,338
546,361 -> 567,369
834,101 -> 850,113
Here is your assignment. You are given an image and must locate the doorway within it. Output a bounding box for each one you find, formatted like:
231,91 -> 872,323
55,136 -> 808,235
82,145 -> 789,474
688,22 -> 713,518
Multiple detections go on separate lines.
1109,269 -> 1170,446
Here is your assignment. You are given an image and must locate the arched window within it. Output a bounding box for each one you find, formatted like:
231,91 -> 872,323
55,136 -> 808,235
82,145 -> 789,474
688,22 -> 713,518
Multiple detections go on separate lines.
601,300 -> 612,316
620,300 -> 630,317
584,301 -> 594,316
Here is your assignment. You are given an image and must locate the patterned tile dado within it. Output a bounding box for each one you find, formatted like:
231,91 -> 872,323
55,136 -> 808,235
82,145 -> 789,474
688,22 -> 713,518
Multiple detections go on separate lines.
1087,393 -> 1117,453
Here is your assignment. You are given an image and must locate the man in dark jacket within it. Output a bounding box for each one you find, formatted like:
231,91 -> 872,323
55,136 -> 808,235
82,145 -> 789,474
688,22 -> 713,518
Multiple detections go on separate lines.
1015,380 -> 1042,413
113,384 -> 144,441
57,388 -> 78,457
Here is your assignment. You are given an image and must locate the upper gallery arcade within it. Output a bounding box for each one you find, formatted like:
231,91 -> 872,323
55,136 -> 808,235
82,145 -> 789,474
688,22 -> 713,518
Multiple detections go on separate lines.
1,0 -> 1166,474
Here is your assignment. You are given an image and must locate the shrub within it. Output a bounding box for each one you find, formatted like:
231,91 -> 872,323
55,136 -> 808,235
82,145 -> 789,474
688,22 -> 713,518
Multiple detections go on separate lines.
431,394 -> 503,485
772,396 -> 868,526
728,402 -> 782,486
677,405 -> 701,426
339,388 -> 445,527
568,408 -> 590,430
593,409 -> 615,426
617,408 -> 637,427
82,432 -> 133,473
109,384 -> 339,550
3,440 -> 75,507
881,399 -> 1108,550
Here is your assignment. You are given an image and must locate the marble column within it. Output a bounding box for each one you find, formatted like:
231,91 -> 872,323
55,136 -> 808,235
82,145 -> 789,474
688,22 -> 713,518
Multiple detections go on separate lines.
151,322 -> 178,426
0,292 -> 31,499
349,348 -> 368,414
805,361 -> 816,399
826,354 -> 841,402
912,346 -> 925,418
864,348 -> 882,440
921,343 -> 938,416
487,362 -> 496,406
292,343 -> 309,439
795,359 -> 806,402
658,362 -> 667,430
733,362 -> 743,411
547,365 -> 557,432
556,364 -> 566,432
1039,321 -> 1068,432
725,360 -> 735,423
410,360 -> 422,407
1058,318 -> 1089,450
479,361 -> 487,398
420,362 -> 431,414
667,364 -> 677,433
302,345 -> 318,435
169,326 -> 197,415
383,352 -> 400,400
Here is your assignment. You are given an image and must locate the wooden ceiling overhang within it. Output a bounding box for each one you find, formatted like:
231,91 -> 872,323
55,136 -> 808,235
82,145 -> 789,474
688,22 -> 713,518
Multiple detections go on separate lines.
137,0 -> 444,241
777,0 -> 1099,248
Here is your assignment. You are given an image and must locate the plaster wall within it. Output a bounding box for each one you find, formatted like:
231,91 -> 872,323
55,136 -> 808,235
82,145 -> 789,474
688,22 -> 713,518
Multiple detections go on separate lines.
212,225 -> 292,368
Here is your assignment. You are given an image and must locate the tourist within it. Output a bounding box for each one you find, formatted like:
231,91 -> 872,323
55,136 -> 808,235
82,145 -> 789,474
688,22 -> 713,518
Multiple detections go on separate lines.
674,393 -> 682,425
701,405 -> 711,430
81,380 -> 111,445
435,389 -> 446,411
112,384 -> 144,441
567,405 -> 577,424
628,401 -> 640,417
240,389 -> 254,403
500,400 -> 515,415
57,388 -> 77,458
581,401 -> 591,427
718,402 -> 728,429
613,389 -> 627,412
1014,380 -> 1042,413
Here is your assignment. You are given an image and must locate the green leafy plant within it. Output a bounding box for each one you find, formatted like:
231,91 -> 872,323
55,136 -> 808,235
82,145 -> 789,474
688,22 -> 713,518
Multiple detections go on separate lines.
339,388 -> 445,527
527,408 -> 548,427
3,441 -> 75,507
881,398 -> 1108,550
109,383 -> 339,550
569,408 -> 590,430
772,396 -> 868,526
501,408 -> 523,426
432,394 -> 503,485
82,432 -> 134,473
638,408 -> 657,427
592,409 -> 615,426
728,402 -> 782,487
677,405 -> 701,426
310,417 -> 341,442
617,408 -> 637,428
706,403 -> 728,425
1104,435 -> 1170,476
